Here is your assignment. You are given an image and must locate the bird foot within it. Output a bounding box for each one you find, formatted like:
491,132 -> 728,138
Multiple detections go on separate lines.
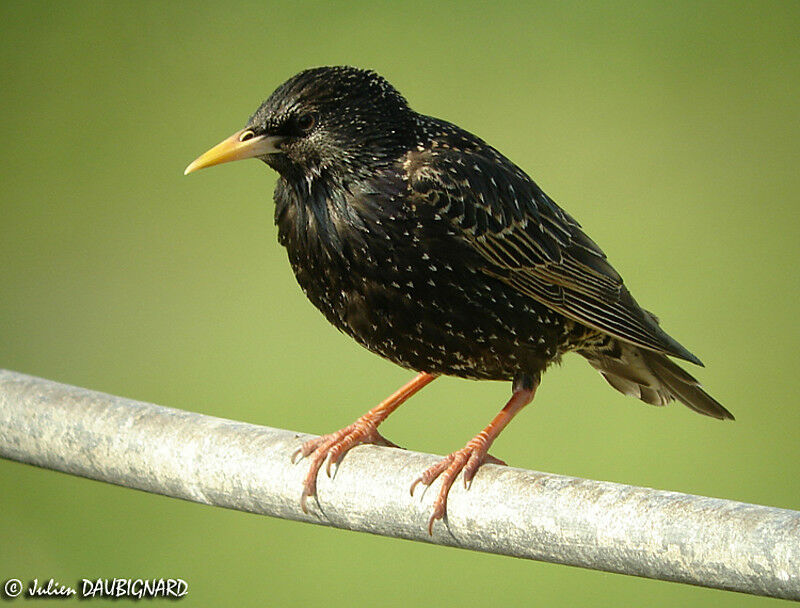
410,436 -> 502,535
293,416 -> 400,512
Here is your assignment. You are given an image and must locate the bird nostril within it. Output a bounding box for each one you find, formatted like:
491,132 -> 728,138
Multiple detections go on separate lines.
239,130 -> 255,142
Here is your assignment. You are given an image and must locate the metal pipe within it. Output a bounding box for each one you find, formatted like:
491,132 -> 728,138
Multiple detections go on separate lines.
1,369 -> 797,599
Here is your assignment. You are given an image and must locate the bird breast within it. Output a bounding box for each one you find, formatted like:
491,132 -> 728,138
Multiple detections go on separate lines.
272,171 -> 565,380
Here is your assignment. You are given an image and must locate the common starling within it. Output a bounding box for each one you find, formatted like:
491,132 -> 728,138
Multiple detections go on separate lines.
185,66 -> 732,534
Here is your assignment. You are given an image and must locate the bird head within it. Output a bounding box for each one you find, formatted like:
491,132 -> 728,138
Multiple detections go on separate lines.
185,66 -> 416,181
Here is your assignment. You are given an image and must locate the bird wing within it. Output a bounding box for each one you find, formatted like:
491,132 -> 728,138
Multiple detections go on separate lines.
404,137 -> 701,364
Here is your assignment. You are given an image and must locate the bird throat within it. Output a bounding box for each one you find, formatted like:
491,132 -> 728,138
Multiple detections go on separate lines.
273,169 -> 356,262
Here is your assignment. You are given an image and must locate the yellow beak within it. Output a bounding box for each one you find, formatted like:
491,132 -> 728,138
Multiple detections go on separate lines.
184,129 -> 283,175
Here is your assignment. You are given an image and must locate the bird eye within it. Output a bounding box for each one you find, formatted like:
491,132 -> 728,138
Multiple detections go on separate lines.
297,113 -> 316,132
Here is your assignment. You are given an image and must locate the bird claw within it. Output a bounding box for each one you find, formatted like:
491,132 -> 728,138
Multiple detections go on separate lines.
291,446 -> 309,465
410,442 -> 499,534
483,454 -> 506,467
325,445 -> 346,477
292,434 -> 329,464
290,372 -> 437,515
293,418 -> 390,511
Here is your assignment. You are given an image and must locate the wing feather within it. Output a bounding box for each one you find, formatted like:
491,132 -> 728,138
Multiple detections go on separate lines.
405,133 -> 701,364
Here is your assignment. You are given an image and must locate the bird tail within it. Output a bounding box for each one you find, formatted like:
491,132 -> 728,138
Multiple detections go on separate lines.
580,340 -> 734,420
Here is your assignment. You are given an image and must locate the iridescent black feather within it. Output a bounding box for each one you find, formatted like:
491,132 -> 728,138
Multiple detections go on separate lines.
245,66 -> 732,420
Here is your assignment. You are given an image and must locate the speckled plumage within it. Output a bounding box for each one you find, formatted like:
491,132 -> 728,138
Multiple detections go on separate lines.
188,66 -> 732,532
253,67 -> 724,403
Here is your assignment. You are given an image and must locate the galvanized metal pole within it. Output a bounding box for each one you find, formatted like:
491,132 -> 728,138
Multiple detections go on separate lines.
0,369 -> 798,599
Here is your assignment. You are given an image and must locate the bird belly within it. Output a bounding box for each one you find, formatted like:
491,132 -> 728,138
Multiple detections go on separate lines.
285,236 -> 566,381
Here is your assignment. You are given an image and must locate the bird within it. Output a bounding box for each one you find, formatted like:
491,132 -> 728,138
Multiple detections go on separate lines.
185,66 -> 733,534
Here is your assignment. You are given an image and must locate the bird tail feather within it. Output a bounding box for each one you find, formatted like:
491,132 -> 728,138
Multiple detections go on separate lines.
581,341 -> 734,420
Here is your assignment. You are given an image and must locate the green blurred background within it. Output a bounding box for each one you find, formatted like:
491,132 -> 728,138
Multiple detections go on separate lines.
2,1 -> 798,605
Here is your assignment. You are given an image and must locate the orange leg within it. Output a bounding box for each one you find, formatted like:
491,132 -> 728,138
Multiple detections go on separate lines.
294,371 -> 437,512
411,373 -> 539,534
